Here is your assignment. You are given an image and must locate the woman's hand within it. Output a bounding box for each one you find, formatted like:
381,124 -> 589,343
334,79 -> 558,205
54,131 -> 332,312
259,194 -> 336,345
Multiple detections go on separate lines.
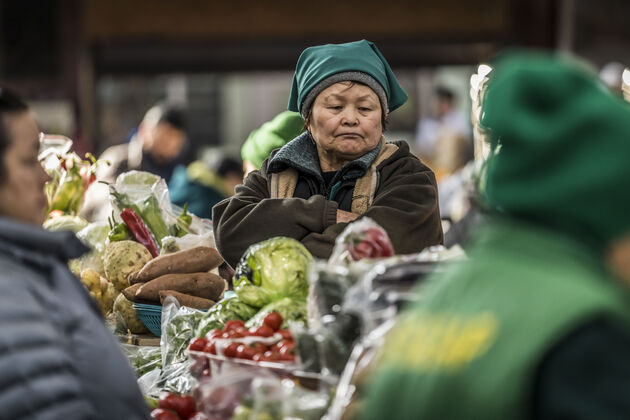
337,209 -> 359,224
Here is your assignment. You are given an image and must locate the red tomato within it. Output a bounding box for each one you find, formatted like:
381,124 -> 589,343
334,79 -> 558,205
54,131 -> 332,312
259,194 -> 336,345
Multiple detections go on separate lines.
224,320 -> 245,332
202,342 -> 216,355
236,345 -> 256,360
228,329 -> 245,339
249,342 -> 268,353
249,325 -> 274,338
151,408 -> 181,420
158,393 -> 196,419
263,350 -> 282,362
207,329 -> 222,339
271,339 -> 293,353
235,326 -> 250,337
188,338 -> 207,352
279,341 -> 296,356
278,329 -> 293,340
222,342 -> 240,358
189,412 -> 209,420
263,312 -> 283,331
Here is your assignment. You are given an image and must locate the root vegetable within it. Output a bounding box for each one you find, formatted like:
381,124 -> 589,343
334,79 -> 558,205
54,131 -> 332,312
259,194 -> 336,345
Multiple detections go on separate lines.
129,246 -> 223,284
135,272 -> 225,302
159,290 -> 216,310
122,283 -> 145,302
103,240 -> 153,291
113,294 -> 149,335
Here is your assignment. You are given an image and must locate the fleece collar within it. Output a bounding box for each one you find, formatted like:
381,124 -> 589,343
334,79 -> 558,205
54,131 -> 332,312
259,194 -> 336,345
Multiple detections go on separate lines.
267,132 -> 382,183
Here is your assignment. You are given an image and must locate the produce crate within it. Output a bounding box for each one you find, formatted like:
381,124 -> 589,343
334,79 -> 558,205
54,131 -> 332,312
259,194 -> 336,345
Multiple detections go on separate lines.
133,303 -> 163,337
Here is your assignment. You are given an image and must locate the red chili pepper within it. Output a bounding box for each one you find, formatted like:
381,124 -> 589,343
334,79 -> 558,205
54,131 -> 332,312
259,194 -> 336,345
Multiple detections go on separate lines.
119,207 -> 159,257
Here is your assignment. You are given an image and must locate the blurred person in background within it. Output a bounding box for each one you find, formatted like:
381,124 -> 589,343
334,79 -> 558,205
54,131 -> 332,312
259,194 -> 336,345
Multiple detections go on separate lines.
241,110 -> 305,177
213,40 -> 443,267
415,86 -> 472,180
0,87 -> 149,419
360,52 -> 630,420
169,151 -> 244,220
81,103 -> 187,221
99,103 -> 187,184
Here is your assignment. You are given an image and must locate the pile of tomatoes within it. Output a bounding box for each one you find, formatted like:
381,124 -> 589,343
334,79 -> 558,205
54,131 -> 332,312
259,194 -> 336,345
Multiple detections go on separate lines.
188,312 -> 296,363
150,392 -> 206,420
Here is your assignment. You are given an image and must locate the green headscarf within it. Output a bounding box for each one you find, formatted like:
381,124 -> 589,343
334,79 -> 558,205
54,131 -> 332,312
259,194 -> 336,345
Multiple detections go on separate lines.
241,111 -> 305,169
288,39 -> 408,115
481,51 -> 630,250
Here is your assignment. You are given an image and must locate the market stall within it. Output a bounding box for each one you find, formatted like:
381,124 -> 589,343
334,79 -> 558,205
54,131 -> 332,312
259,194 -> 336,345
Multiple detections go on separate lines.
39,135 -> 463,419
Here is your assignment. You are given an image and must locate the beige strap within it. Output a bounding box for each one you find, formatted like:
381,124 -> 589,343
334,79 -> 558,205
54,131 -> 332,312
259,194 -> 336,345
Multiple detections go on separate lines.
270,168 -> 298,199
351,139 -> 398,214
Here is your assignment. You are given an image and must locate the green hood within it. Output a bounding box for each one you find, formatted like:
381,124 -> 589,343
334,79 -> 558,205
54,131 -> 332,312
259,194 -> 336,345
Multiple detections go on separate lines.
481,51 -> 630,250
288,39 -> 407,114
241,111 -> 305,169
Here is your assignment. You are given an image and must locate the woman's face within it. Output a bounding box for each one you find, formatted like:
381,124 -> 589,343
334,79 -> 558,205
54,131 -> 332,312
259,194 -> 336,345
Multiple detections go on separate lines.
307,82 -> 383,166
0,111 -> 48,225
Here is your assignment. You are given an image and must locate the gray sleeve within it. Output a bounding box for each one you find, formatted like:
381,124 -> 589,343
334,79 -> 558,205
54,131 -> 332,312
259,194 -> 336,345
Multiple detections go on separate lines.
0,282 -> 98,420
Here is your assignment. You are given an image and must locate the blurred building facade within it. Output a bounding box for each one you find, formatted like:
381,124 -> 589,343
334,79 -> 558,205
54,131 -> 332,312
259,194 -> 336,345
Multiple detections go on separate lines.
0,0 -> 627,162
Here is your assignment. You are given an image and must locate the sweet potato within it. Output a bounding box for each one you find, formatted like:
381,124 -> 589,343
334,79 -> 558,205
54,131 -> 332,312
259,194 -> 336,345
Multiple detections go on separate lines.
159,290 -> 216,310
121,282 -> 158,304
135,272 -> 226,302
129,246 -> 223,284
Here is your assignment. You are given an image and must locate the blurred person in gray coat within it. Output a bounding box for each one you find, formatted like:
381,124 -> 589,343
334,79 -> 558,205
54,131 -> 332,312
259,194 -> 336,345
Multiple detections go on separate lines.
0,87 -> 149,420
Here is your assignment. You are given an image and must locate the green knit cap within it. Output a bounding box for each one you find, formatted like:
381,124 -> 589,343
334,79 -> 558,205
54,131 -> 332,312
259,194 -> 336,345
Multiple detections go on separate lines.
481,52 -> 630,250
241,111 -> 305,169
288,39 -> 408,115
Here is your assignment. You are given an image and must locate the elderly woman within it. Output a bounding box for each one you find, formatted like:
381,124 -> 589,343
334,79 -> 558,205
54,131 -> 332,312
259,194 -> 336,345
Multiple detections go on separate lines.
213,40 -> 443,266
0,88 -> 149,419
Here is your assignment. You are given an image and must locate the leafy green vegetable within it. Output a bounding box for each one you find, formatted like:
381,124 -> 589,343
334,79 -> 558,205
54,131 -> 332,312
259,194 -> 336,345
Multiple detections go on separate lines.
116,170 -> 160,187
131,347 -> 162,378
43,215 -> 89,233
245,297 -> 307,329
163,310 -> 206,366
196,296 -> 258,337
233,237 -> 313,308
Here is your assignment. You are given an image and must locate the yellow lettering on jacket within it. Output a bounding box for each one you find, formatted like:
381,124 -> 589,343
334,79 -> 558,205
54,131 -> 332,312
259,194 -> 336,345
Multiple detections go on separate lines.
380,311 -> 499,372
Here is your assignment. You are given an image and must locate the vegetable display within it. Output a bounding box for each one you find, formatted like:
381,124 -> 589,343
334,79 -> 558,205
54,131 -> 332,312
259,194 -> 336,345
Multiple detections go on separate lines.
189,312 -> 296,364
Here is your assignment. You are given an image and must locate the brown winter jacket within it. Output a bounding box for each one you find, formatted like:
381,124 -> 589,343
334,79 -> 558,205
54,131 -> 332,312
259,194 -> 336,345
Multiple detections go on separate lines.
213,134 -> 443,267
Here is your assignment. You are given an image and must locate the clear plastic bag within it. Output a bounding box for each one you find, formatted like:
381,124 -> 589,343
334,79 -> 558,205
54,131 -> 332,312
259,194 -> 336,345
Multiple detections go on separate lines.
150,296 -> 207,396
194,365 -> 331,420
109,170 -> 215,253
328,217 -> 395,266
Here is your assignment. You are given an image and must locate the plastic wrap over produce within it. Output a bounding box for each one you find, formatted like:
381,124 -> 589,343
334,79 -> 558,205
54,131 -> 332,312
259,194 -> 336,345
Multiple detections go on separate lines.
130,296 -> 206,397
108,170 -> 214,255
194,365 -> 331,420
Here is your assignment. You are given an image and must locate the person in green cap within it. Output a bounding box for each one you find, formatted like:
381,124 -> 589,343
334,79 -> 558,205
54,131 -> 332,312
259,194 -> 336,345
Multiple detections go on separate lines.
358,52 -> 630,419
241,110 -> 305,176
213,39 -> 443,267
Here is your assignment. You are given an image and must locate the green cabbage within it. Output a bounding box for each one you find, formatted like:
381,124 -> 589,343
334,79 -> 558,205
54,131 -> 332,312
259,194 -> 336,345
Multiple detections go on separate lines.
245,297 -> 307,329
233,237 -> 313,308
